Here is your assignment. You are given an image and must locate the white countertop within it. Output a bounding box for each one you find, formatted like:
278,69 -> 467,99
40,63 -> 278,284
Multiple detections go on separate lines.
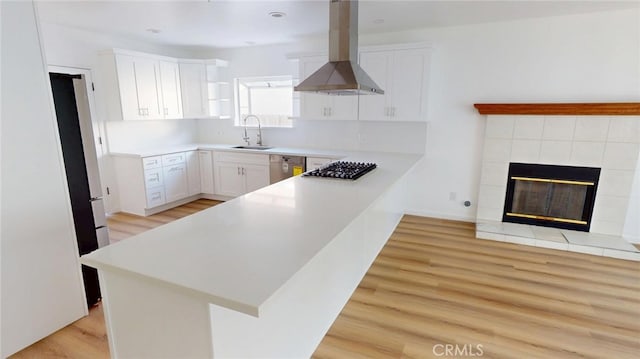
110,143 -> 346,159
82,151 -> 421,316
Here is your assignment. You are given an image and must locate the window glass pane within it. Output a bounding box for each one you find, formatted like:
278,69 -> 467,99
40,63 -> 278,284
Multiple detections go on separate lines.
235,76 -> 293,128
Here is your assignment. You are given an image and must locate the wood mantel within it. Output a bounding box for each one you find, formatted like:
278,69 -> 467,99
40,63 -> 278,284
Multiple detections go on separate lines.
473,103 -> 640,115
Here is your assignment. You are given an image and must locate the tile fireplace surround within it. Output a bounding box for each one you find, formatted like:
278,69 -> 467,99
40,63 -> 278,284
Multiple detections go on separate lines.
475,104 -> 640,261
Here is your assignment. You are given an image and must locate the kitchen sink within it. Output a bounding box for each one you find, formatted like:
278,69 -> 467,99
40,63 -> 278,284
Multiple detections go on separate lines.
233,145 -> 273,150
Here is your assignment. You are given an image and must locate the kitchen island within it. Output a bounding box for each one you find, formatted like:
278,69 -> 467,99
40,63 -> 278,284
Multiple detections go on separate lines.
81,150 -> 421,358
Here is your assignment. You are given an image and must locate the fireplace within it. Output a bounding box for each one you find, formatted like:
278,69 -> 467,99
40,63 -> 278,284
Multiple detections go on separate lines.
503,163 -> 601,231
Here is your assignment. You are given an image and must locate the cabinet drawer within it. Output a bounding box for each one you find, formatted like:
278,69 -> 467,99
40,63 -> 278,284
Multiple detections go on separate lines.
214,151 -> 268,165
142,156 -> 162,170
144,168 -> 164,188
146,187 -> 166,208
162,152 -> 186,166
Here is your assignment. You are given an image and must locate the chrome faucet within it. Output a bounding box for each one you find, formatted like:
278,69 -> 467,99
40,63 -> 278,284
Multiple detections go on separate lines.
243,115 -> 263,146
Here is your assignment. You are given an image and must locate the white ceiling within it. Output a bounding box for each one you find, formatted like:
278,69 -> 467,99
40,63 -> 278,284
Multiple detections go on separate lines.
36,0 -> 639,49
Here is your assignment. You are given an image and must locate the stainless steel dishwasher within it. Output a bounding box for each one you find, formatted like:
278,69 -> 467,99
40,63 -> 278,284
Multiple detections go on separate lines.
270,155 -> 306,184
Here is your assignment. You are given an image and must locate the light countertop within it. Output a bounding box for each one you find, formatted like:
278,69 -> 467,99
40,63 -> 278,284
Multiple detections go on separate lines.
81,150 -> 422,316
109,143 -> 346,159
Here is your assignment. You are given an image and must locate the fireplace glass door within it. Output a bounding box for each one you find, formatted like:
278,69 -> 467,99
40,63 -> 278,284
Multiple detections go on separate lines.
503,163 -> 600,231
511,178 -> 589,222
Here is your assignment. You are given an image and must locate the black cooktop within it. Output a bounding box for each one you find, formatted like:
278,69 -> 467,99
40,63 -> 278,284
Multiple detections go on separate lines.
303,161 -> 377,180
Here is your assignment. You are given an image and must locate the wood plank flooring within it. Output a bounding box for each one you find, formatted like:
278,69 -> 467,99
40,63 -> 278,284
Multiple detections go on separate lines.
313,216 -> 640,359
107,199 -> 223,243
10,211 -> 640,358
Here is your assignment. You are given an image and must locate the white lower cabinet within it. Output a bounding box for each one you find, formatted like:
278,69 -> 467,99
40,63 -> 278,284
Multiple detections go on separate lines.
163,163 -> 188,203
213,151 -> 269,197
186,151 -> 201,196
114,149 -> 273,215
216,162 -> 246,197
244,164 -> 270,193
114,150 -> 201,216
198,150 -> 215,194
146,186 -> 166,208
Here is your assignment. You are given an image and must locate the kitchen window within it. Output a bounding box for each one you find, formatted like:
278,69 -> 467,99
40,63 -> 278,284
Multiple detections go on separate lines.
234,76 -> 294,128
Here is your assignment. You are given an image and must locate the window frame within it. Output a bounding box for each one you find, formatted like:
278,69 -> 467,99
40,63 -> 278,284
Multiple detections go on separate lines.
234,75 -> 295,128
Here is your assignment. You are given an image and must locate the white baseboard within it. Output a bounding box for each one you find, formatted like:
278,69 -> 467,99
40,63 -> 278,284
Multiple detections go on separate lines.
403,209 -> 475,223
201,193 -> 233,202
144,195 -> 202,216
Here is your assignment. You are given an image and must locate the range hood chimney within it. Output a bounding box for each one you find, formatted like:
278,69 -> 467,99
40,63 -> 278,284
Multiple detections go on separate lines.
294,0 -> 384,95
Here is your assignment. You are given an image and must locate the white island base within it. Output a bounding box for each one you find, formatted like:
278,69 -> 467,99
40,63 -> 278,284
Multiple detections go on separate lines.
84,152 -> 418,358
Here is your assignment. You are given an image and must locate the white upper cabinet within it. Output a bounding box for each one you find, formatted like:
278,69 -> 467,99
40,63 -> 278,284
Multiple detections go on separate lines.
159,60 -> 183,119
298,56 -> 357,121
100,49 -> 230,121
358,46 -> 431,122
179,62 -> 208,119
113,54 -> 162,120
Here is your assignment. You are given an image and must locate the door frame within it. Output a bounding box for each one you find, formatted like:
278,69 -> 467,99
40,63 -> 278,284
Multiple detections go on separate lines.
48,65 -> 114,213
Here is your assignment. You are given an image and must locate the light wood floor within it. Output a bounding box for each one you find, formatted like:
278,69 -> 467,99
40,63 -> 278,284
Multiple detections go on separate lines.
314,216 -> 640,358
10,209 -> 640,358
107,199 -> 223,244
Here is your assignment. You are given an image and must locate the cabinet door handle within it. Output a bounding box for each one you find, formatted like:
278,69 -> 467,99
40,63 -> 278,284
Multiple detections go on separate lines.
164,108 -> 169,116
328,107 -> 332,116
391,107 -> 396,117
138,108 -> 144,116
237,166 -> 240,175
242,167 -> 246,175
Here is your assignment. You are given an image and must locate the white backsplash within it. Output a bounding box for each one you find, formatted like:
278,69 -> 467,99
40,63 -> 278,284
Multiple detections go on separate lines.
106,119 -> 198,153
196,118 -> 428,154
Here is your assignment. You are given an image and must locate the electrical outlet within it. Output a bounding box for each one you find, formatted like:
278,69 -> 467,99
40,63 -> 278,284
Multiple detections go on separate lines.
449,192 -> 457,201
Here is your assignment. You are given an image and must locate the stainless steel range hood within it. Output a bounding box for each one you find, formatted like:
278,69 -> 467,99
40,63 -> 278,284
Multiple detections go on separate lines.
294,0 -> 384,95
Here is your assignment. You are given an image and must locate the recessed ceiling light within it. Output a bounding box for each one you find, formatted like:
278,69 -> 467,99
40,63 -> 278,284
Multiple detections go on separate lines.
269,11 -> 286,18
373,19 -> 384,24
146,28 -> 161,34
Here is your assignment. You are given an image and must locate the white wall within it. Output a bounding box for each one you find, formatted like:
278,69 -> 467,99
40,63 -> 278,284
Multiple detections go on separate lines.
107,119 -> 198,153
1,2 -> 87,356
623,154 -> 640,242
201,8 -> 640,221
367,8 -> 639,220
197,118 -> 427,154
